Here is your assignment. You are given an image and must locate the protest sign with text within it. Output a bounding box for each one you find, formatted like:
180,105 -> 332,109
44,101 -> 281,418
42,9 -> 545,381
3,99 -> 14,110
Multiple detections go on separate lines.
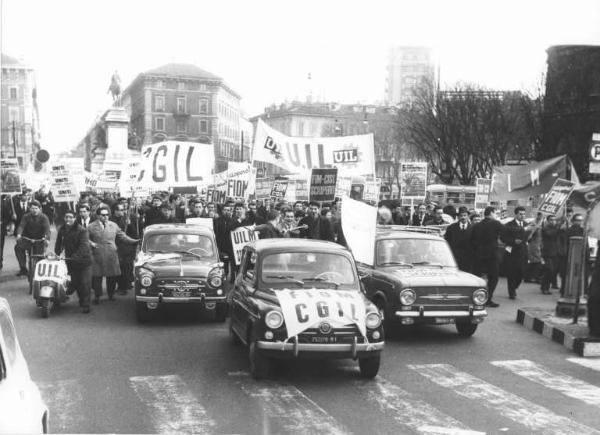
400,162 -> 427,199
309,168 -> 338,202
230,227 -> 260,265
205,170 -> 228,204
226,162 -> 252,201
475,178 -> 492,210
255,177 -> 273,201
538,178 -> 575,215
50,164 -> 78,202
0,159 -> 22,194
270,178 -> 288,201
335,176 -> 352,199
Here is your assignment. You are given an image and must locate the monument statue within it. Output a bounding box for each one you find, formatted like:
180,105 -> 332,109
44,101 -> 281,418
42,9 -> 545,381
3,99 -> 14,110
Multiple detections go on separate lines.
108,70 -> 122,105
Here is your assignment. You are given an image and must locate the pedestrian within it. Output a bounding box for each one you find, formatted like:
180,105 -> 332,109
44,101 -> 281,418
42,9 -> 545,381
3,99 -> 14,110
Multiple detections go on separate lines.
0,195 -> 12,270
423,206 -> 445,226
525,213 -> 544,284
411,203 -> 428,226
77,203 -> 95,229
501,206 -> 531,300
54,210 -> 93,313
11,191 -> 32,235
470,206 -> 504,307
299,202 -> 322,239
319,208 -> 336,241
110,203 -> 138,295
213,202 -> 234,278
14,200 -> 51,276
88,207 -> 139,304
444,206 -> 473,272
540,215 -> 560,295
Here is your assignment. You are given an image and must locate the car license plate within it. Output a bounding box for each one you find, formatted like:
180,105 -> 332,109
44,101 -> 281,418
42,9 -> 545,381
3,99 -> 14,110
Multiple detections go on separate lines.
173,292 -> 191,297
311,336 -> 337,343
435,317 -> 454,324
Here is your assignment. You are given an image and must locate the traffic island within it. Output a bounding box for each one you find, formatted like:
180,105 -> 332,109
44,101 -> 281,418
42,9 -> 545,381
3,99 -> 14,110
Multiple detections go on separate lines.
516,307 -> 600,357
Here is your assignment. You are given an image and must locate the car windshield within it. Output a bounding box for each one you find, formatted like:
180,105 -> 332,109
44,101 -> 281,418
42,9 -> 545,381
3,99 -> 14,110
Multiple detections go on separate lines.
376,238 -> 456,267
261,252 -> 356,286
145,233 -> 215,257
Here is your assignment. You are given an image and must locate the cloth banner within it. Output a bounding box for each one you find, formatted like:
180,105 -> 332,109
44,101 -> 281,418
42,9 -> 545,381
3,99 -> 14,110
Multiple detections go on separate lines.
230,226 -> 260,265
475,178 -> 492,210
138,141 -> 215,189
205,171 -> 228,204
335,176 -> 352,199
341,196 -> 377,266
0,159 -> 22,194
252,119 -> 375,177
400,162 -> 427,199
491,155 -> 571,201
49,164 -> 78,202
538,178 -> 575,215
226,162 -> 253,201
274,289 -> 366,338
309,168 -> 337,202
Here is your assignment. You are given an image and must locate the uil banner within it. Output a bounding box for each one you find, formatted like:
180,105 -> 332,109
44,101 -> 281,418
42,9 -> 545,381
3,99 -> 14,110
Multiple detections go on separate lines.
138,141 -> 215,189
309,168 -> 337,202
253,119 -> 375,177
230,227 -> 260,265
400,162 -> 427,199
475,178 -> 492,210
274,289 -> 366,338
49,164 -> 78,202
341,196 -> 377,266
0,159 -> 22,194
538,179 -> 575,215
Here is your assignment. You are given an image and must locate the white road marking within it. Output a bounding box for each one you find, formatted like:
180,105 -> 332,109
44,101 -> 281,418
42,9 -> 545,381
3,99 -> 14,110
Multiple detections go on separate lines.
568,357 -> 600,372
129,375 -> 216,435
356,377 -> 482,435
408,363 -> 600,435
38,379 -> 83,432
492,359 -> 600,406
232,372 -> 348,435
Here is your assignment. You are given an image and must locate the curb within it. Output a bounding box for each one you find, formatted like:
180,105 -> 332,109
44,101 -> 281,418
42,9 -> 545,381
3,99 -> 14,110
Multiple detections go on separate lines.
0,274 -> 26,285
516,308 -> 600,357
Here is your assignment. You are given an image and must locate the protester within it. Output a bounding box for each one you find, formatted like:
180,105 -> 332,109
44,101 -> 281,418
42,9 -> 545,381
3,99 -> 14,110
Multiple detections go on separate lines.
299,201 -> 322,239
12,191 -> 32,235
110,203 -> 138,295
77,204 -> 95,228
54,210 -> 93,313
411,203 -> 428,226
423,206 -> 445,226
540,215 -> 560,295
501,206 -> 531,300
255,210 -> 282,239
444,207 -> 473,272
442,199 -> 457,220
278,208 -> 302,238
525,212 -> 544,284
319,208 -> 336,241
14,200 -> 51,277
144,195 -> 165,227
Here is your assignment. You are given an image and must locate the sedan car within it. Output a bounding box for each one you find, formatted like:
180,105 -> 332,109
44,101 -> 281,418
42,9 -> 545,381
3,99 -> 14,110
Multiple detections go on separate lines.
134,224 -> 226,322
358,227 -> 488,337
229,239 -> 384,379
0,297 -> 49,433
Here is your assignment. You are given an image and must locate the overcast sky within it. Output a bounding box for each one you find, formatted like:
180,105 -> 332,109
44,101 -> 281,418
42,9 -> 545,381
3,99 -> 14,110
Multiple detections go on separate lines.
2,0 -> 599,155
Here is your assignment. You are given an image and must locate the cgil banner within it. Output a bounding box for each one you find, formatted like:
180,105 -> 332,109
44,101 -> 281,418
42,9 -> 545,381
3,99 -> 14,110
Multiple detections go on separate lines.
341,196 -> 378,266
138,141 -> 215,189
537,178 -> 575,215
230,226 -> 260,265
274,289 -> 367,338
253,119 -> 375,177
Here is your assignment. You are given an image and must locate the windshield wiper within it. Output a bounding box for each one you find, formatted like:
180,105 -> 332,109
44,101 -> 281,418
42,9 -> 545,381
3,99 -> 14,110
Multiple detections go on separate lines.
303,277 -> 340,288
379,261 -> 414,268
173,250 -> 203,259
265,275 -> 304,286
148,250 -> 167,253
411,261 -> 444,268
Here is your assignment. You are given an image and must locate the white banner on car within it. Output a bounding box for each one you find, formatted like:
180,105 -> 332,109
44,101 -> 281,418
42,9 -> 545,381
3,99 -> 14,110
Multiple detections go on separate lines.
185,217 -> 214,229
230,226 -> 260,265
138,141 -> 215,189
253,119 -> 375,177
341,196 -> 377,266
275,289 -> 366,338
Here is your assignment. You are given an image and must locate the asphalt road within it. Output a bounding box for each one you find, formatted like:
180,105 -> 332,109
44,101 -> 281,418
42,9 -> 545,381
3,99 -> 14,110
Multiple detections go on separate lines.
3,276 -> 600,435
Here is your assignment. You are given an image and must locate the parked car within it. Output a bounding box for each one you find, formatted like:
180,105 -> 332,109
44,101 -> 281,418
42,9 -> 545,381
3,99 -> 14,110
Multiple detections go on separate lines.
134,224 -> 226,322
0,297 -> 49,433
229,239 -> 384,379
358,227 -> 488,337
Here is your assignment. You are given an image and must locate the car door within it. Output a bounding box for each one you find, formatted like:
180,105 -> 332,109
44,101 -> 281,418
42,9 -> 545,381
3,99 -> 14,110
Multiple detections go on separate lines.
231,248 -> 257,343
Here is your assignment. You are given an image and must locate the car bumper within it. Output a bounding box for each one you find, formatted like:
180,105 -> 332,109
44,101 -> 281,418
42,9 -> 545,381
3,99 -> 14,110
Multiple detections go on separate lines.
136,295 -> 226,304
256,339 -> 384,359
394,309 -> 487,318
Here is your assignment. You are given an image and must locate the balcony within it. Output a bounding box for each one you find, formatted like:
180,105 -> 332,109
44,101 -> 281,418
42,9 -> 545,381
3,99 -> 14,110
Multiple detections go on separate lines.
173,109 -> 190,117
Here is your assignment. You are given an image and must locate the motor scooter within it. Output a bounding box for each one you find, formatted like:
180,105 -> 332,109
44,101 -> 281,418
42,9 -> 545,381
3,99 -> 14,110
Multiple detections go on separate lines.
32,253 -> 70,318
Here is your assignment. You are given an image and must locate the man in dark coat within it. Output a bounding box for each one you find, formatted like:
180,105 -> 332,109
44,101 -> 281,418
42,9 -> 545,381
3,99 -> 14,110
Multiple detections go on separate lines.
213,203 -> 235,277
255,210 -> 282,239
143,196 -> 165,228
77,203 -> 95,229
11,191 -> 32,235
444,207 -> 473,272
540,215 -> 560,295
423,206 -> 446,226
411,203 -> 428,226
501,206 -> 531,300
110,203 -> 138,295
54,210 -> 93,313
470,206 -> 504,307
299,202 -> 321,239
14,200 -> 51,276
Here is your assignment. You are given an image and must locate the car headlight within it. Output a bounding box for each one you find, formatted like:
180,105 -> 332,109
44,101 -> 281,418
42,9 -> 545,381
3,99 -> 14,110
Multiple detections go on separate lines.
399,289 -> 416,305
473,288 -> 488,305
140,274 -> 153,287
207,267 -> 224,289
265,311 -> 284,329
366,312 -> 382,329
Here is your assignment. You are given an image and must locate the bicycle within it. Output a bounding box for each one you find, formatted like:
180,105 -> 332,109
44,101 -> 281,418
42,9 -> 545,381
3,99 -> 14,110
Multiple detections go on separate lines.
20,237 -> 47,295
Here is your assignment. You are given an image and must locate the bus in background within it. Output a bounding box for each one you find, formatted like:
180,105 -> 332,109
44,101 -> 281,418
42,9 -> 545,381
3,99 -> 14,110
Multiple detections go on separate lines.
426,184 -> 476,209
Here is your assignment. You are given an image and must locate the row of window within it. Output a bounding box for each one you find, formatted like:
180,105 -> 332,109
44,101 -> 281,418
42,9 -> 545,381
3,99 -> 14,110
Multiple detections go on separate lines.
218,100 -> 238,122
218,122 -> 240,141
218,140 -> 240,160
154,117 -> 210,134
154,80 -> 208,92
154,95 -> 209,114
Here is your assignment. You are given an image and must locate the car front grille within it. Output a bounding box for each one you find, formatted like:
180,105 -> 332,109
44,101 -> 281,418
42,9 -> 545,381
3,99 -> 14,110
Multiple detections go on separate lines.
156,279 -> 205,296
415,287 -> 472,305
297,325 -> 365,344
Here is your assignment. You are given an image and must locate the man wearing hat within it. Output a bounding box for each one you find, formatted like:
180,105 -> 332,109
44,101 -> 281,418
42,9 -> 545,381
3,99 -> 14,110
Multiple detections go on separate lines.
14,200 -> 51,276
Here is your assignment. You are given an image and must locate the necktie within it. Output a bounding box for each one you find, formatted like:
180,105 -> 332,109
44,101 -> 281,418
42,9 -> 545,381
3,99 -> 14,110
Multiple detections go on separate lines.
83,221 -> 87,228
461,224 -> 466,230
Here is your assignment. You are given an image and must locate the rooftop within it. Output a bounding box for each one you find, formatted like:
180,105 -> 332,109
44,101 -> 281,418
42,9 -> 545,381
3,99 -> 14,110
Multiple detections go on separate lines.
144,63 -> 222,81
1,53 -> 31,69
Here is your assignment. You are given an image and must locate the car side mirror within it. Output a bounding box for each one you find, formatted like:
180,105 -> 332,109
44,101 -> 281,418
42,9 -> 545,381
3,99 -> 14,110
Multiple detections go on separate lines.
357,269 -> 370,278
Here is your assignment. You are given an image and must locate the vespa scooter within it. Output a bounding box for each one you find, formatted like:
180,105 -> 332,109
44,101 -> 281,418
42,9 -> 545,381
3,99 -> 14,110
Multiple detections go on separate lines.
32,253 -> 70,318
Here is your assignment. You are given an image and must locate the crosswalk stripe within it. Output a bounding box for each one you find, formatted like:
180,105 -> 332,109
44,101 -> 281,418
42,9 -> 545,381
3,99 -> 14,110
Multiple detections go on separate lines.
568,357 -> 600,372
491,359 -> 600,407
356,377 -> 483,435
230,372 -> 349,435
408,363 -> 600,435
38,379 -> 84,433
129,375 -> 216,435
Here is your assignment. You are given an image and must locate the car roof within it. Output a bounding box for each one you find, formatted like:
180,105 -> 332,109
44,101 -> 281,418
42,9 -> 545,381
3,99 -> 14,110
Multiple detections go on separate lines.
249,238 -> 351,254
376,227 -> 444,241
143,223 -> 214,236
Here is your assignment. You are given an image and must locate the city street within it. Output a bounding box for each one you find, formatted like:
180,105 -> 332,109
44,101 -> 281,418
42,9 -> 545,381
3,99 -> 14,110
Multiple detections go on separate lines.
2,271 -> 600,434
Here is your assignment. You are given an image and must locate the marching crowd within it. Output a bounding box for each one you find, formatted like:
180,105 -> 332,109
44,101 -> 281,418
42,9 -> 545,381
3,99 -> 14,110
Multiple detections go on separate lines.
0,188 -> 588,313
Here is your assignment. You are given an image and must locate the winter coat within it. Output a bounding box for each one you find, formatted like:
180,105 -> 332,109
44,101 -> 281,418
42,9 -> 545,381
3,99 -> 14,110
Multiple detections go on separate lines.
87,220 -> 137,277
54,223 -> 92,269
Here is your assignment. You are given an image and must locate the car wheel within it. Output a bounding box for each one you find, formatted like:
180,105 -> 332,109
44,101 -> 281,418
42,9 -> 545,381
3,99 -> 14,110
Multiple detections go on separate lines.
229,317 -> 241,345
358,355 -> 380,379
136,302 -> 152,323
456,321 -> 478,337
40,299 -> 50,318
249,340 -> 270,379
215,303 -> 228,322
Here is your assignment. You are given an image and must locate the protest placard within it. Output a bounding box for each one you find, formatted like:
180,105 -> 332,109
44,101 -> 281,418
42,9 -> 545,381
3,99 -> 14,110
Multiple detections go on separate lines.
335,176 -> 352,199
230,226 -> 260,265
475,178 -> 492,210
363,179 -> 380,203
538,178 -> 575,215
205,170 -> 228,203
400,162 -> 427,199
255,177 -> 273,201
270,178 -> 288,201
309,168 -> 337,202
49,164 -> 78,202
0,159 -> 22,194
226,162 -> 252,201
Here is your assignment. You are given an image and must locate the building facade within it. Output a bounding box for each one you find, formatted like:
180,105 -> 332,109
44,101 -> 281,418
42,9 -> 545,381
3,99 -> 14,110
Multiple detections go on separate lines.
0,53 -> 41,168
385,46 -> 435,106
120,63 -> 244,172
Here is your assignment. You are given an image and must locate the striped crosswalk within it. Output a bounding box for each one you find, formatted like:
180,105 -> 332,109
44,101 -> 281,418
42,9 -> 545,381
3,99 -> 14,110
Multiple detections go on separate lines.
36,358 -> 600,434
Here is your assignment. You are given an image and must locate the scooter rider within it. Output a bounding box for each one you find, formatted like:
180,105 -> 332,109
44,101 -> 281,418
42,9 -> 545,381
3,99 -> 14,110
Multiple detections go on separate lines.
14,200 -> 50,276
54,210 -> 93,313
